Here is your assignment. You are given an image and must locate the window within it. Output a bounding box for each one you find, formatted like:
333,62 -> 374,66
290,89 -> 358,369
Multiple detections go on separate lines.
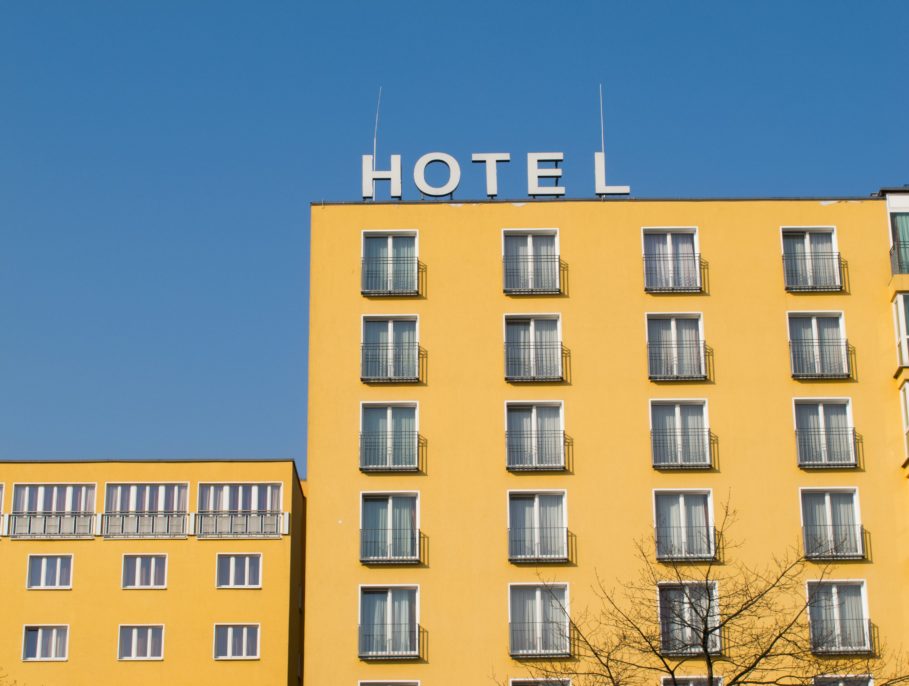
506,403 -> 564,470
362,232 -> 418,295
103,483 -> 188,538
508,492 -> 567,561
214,624 -> 260,659
217,554 -> 262,588
122,555 -> 167,589
643,229 -> 700,292
509,584 -> 570,657
894,293 -> 909,366
662,679 -> 721,686
654,492 -> 714,560
890,212 -> 909,274
197,483 -> 283,538
646,315 -> 705,380
788,314 -> 849,379
10,484 -> 95,538
503,231 -> 560,294
22,626 -> 68,661
361,318 -> 419,382
118,625 -> 164,660
360,494 -> 418,563
658,582 -> 720,655
504,317 -> 562,381
650,401 -> 710,468
514,682 -> 570,686
359,587 -> 419,658
27,555 -> 73,589
808,582 -> 870,653
360,404 -> 418,471
794,401 -> 855,467
782,229 -> 841,291
801,490 -> 863,559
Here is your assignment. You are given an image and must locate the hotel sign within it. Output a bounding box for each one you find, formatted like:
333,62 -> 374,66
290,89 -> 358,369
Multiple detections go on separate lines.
362,152 -> 630,199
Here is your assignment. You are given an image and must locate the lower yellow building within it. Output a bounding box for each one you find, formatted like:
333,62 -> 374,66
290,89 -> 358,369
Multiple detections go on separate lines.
305,187 -> 909,685
0,459 -> 304,686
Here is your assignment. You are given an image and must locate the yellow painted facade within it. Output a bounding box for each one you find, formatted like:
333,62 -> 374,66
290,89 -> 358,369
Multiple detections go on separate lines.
306,193 -> 909,685
0,459 -> 304,686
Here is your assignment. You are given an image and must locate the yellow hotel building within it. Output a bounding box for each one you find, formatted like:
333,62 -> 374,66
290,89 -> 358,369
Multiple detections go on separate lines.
306,187 -> 909,686
0,459 -> 304,686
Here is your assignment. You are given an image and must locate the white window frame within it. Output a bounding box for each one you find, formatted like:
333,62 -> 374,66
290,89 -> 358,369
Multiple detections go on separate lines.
506,489 -> 568,560
893,294 -> 909,366
648,399 -> 710,466
359,401 -> 419,468
644,313 -> 705,377
799,488 -> 861,528
361,315 -> 420,378
21,625 -> 69,661
792,398 -> 855,465
780,226 -> 840,287
117,624 -> 165,661
503,314 -> 563,379
503,400 -> 565,467
357,584 -> 421,649
359,491 -> 420,560
652,489 -> 715,558
121,553 -> 168,590
213,623 -> 261,660
102,481 -> 189,513
814,676 -> 872,686
11,482 -> 97,514
656,580 -> 721,654
361,230 -> 419,293
216,553 -> 263,589
661,678 -> 722,686
197,482 -> 283,512
26,554 -> 74,590
501,229 -> 561,292
641,226 -> 701,288
507,582 -> 571,655
806,580 -> 870,650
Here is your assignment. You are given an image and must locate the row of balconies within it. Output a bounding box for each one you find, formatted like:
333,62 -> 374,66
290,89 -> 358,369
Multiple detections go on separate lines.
356,427 -> 858,473
0,511 -> 287,539
359,339 -> 852,383
355,524 -> 866,565
359,253 -> 848,296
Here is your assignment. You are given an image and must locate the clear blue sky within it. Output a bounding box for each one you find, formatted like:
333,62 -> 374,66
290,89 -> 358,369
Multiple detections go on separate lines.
1,1 -> 907,473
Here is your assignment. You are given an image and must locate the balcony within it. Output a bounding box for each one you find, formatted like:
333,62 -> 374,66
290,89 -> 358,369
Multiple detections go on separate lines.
504,343 -> 565,382
643,254 -> 702,293
790,339 -> 850,379
651,429 -> 712,469
508,527 -> 569,562
9,512 -> 94,539
503,256 -> 562,294
360,528 -> 420,564
509,621 -> 571,658
782,253 -> 842,291
660,632 -> 722,657
506,430 -> 565,471
361,343 -> 420,383
647,342 -> 707,381
796,428 -> 857,468
655,526 -> 717,561
803,524 -> 865,560
810,618 -> 872,655
195,510 -> 283,538
358,623 -> 420,660
361,257 -> 420,296
359,431 -> 419,472
891,241 -> 909,275
101,512 -> 188,538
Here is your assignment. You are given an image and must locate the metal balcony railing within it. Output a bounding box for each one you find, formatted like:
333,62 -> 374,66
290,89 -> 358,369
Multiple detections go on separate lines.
504,342 -> 564,381
503,256 -> 561,294
790,339 -> 850,379
9,512 -> 95,539
509,621 -> 571,657
195,510 -> 283,538
651,429 -> 712,469
360,528 -> 420,563
803,524 -> 865,560
101,512 -> 187,538
361,343 -> 420,382
358,623 -> 419,659
810,618 -> 872,654
359,431 -> 418,471
361,257 -> 419,296
508,527 -> 568,562
891,241 -> 909,275
660,630 -> 722,656
506,430 -> 565,470
795,428 -> 857,467
647,341 -> 707,380
643,254 -> 702,292
655,526 -> 716,561
782,253 -> 842,291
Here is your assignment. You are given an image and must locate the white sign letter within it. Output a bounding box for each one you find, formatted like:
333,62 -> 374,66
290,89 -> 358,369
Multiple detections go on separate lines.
471,153 -> 510,197
362,154 -> 402,199
527,152 -> 565,196
594,152 -> 631,195
413,152 -> 461,197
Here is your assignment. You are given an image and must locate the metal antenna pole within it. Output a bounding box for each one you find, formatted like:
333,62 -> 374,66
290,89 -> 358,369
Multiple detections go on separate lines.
372,86 -> 383,197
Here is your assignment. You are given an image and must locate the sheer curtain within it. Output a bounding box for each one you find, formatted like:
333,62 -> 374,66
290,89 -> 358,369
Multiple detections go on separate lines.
391,589 -> 416,652
504,235 -> 530,290
680,404 -> 706,465
893,214 -> 909,270
509,497 -> 535,558
534,319 -> 559,378
676,319 -> 701,377
656,494 -> 683,557
539,495 -> 564,557
809,583 -> 836,646
391,406 -> 416,468
838,585 -> 865,647
362,407 -> 388,468
534,235 -> 558,291
685,495 -> 709,556
830,493 -> 858,555
362,498 -> 388,559
361,591 -> 388,653
363,236 -> 388,292
824,404 -> 851,464
393,320 -> 417,378
392,497 -> 417,558
817,316 -> 844,374
801,492 -> 829,556
536,406 -> 562,467
796,403 -> 822,463
392,236 -> 416,292
783,232 -> 808,286
652,404 -> 678,466
644,233 -> 669,289
363,320 -> 388,378
510,587 -> 536,652
507,406 -> 533,468
789,317 -> 815,374
672,233 -> 697,288
541,586 -> 567,653
659,587 -> 686,650
810,232 -> 835,286
647,318 -> 673,376
506,320 -> 531,377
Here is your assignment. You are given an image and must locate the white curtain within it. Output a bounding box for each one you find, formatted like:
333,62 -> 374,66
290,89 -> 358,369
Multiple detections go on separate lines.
539,495 -> 564,557
809,583 -> 836,647
510,587 -> 537,652
507,406 -> 533,468
676,319 -> 701,376
363,320 -> 388,378
802,492 -> 829,556
659,587 -> 686,650
644,233 -> 669,289
809,232 -> 835,286
685,494 -> 709,556
536,405 -> 562,467
392,496 -> 416,558
795,403 -> 822,463
651,404 -> 678,466
656,494 -> 683,557
362,497 -> 388,558
680,404 -> 706,464
830,492 -> 858,555
506,320 -> 531,377
783,232 -> 808,286
391,589 -> 416,652
789,316 -> 815,374
647,318 -> 674,376
824,404 -> 851,464
533,234 -> 558,291
360,591 -> 388,653
534,319 -> 559,378
393,320 -> 417,378
391,406 -> 416,468
504,235 -> 530,290
362,406 -> 388,468
672,233 -> 697,288
509,496 -> 535,558
817,316 -> 844,374
838,585 -> 864,647
391,236 -> 416,292
541,586 -> 567,652
363,236 -> 388,292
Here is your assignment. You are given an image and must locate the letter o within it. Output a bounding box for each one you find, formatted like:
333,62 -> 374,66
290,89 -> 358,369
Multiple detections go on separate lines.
413,152 -> 461,197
